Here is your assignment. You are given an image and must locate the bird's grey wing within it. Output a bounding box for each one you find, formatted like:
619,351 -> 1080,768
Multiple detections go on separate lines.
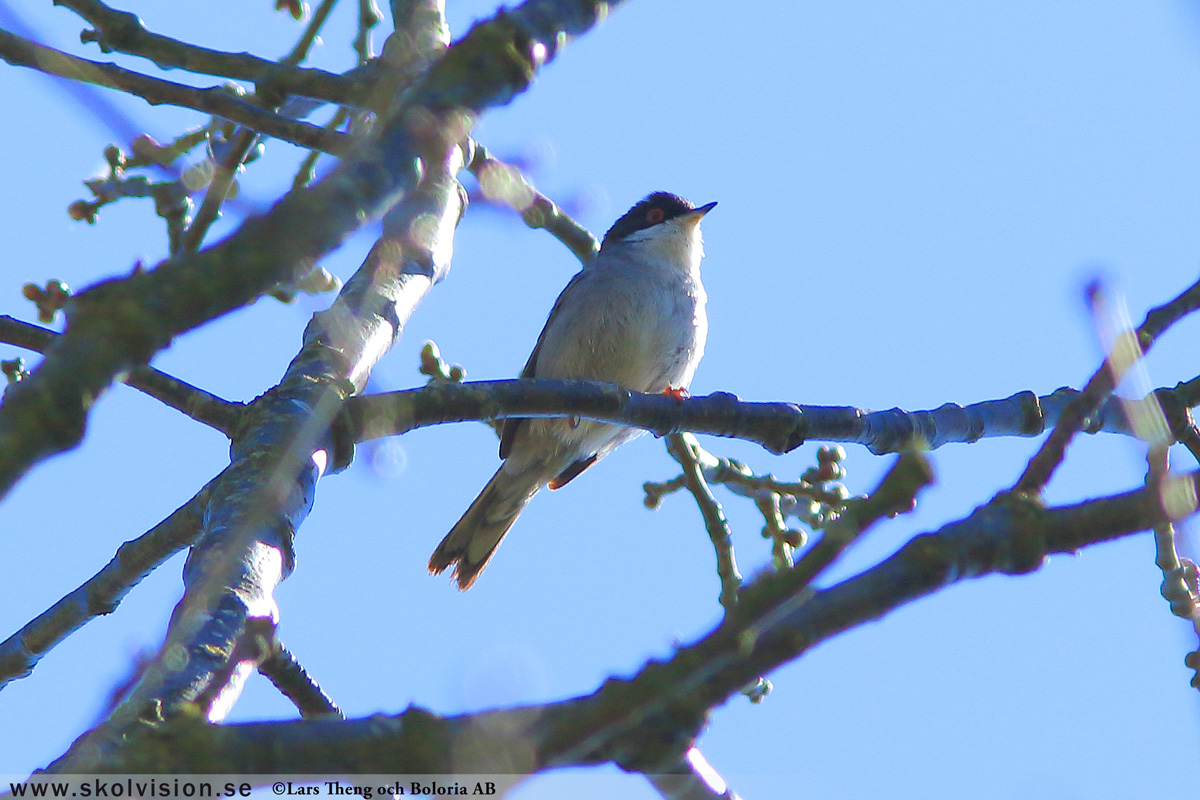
499,268 -> 591,459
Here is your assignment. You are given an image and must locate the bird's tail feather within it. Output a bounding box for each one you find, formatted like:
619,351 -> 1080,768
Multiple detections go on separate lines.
429,467 -> 542,590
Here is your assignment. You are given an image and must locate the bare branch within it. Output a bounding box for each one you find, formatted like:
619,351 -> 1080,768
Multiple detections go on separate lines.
340,378 -> 1200,455
667,433 -> 741,613
645,748 -> 743,800
788,452 -> 933,589
0,30 -> 350,153
356,0 -> 383,64
1015,275 -> 1200,495
281,0 -> 340,67
55,0 -> 365,104
646,441 -> 847,571
0,0 -> 623,500
179,0 -> 346,252
45,1 -> 464,770
0,315 -> 240,433
0,475 -> 217,690
40,465 -> 1186,775
468,140 -> 600,264
180,126 -> 259,253
291,107 -> 351,191
259,640 -> 344,720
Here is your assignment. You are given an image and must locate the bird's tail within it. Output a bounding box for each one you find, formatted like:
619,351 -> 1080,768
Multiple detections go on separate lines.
429,466 -> 543,590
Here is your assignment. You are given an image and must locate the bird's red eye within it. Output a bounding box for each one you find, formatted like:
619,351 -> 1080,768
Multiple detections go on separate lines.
646,208 -> 665,225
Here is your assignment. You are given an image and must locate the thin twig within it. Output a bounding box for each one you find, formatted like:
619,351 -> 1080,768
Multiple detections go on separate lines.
0,476 -> 217,690
788,452 -> 933,590
180,127 -> 259,253
183,0 -> 343,252
468,140 -> 600,264
646,440 -> 847,571
281,0 -> 341,67
1015,276 -> 1200,495
355,0 -> 382,64
0,30 -> 350,154
259,642 -> 344,719
292,108 -> 351,191
646,444 -> 847,510
56,0 -> 362,104
0,315 -> 239,433
668,433 -> 741,613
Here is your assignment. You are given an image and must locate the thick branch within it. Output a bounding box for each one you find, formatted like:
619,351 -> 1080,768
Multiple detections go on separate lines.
41,467 -> 1184,775
45,169 -> 469,773
45,0 -> 468,771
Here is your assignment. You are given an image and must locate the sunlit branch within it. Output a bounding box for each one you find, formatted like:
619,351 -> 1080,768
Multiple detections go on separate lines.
644,748 -> 743,800
467,140 -> 600,264
44,0 -> 466,771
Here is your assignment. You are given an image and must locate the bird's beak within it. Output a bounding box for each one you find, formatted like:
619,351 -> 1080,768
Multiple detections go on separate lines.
681,201 -> 717,229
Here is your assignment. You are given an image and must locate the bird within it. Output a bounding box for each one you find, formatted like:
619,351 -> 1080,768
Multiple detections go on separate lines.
429,191 -> 716,589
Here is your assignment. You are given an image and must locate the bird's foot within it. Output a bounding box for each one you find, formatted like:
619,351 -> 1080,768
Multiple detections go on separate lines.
664,386 -> 690,403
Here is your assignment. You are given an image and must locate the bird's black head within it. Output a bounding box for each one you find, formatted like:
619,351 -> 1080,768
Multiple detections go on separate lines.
601,192 -> 699,248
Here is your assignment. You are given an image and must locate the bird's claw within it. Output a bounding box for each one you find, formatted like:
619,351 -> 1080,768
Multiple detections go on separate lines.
664,386 -> 690,403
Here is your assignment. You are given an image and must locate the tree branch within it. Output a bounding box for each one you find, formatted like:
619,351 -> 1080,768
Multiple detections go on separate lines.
181,0 -> 344,253
0,315 -> 240,434
44,0 -> 464,771
41,462 -> 1185,776
467,139 -> 600,263
54,0 -> 367,105
0,0 -> 624,499
339,377 -> 1200,455
667,433 -> 741,613
0,29 -> 350,154
1015,275 -> 1200,495
644,748 -> 742,800
0,474 -> 217,690
258,640 -> 344,720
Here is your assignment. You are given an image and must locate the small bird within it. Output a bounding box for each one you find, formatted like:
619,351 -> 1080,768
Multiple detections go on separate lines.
429,191 -> 716,589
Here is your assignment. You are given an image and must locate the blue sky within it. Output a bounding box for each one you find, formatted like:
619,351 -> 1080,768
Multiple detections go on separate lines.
1,1 -> 1199,797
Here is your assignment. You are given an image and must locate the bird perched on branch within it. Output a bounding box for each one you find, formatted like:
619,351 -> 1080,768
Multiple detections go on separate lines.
429,191 -> 716,589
